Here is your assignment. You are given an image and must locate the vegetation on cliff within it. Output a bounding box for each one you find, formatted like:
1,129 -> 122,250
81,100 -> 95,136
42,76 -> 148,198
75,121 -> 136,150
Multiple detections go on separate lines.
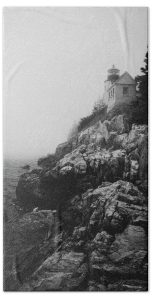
78,103 -> 107,132
136,51 -> 148,107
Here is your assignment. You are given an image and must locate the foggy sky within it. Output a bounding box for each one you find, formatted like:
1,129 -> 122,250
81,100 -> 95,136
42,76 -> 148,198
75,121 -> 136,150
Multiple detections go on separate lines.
3,7 -> 148,159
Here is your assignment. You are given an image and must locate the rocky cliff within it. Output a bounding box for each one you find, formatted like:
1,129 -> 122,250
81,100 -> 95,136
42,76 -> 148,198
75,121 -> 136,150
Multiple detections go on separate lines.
8,112 -> 148,291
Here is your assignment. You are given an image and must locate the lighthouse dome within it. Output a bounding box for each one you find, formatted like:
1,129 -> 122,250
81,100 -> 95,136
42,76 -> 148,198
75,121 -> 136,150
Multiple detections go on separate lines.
107,65 -> 120,83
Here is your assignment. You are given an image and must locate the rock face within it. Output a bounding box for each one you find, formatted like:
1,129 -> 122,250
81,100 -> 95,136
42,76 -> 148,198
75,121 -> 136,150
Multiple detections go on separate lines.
16,116 -> 148,211
55,141 -> 73,160
14,114 -> 148,291
15,180 -> 148,291
109,114 -> 130,134
20,252 -> 87,291
4,210 -> 58,291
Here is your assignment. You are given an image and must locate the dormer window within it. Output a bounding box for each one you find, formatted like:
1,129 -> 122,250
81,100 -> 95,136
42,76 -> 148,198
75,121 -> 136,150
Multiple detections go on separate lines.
123,87 -> 129,96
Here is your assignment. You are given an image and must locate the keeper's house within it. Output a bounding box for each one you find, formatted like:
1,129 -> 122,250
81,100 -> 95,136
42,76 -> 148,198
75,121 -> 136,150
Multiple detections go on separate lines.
103,65 -> 136,111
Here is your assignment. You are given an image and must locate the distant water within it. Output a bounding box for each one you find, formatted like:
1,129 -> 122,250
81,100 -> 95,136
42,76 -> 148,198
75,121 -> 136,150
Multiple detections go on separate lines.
3,158 -> 38,289
3,158 -> 37,222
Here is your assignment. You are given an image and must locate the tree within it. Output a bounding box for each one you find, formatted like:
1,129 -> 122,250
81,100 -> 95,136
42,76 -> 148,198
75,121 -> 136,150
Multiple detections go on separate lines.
135,51 -> 148,104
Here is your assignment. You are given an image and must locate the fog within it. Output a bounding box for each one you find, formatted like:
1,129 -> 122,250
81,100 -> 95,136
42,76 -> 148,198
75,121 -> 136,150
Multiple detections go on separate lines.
3,7 -> 148,160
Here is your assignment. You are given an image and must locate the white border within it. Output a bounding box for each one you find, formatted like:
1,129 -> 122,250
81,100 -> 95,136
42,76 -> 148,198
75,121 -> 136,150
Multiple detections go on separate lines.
0,1 -> 151,299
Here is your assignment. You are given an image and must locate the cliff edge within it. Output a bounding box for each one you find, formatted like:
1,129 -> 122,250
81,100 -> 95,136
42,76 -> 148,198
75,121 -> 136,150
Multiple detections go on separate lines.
7,110 -> 148,291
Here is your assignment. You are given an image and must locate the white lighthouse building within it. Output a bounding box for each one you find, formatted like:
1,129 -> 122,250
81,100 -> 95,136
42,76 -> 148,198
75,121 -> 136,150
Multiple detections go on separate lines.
103,65 -> 136,111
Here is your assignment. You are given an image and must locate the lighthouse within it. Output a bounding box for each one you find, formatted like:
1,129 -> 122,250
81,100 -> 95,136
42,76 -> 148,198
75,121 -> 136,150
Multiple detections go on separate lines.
104,65 -> 120,93
103,65 -> 136,110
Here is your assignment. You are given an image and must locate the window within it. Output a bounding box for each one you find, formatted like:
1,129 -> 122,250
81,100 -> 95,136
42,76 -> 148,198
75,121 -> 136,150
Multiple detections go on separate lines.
109,88 -> 114,99
123,87 -> 129,96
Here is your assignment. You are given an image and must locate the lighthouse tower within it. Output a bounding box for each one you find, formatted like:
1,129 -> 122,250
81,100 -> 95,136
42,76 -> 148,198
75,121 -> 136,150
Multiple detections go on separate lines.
104,65 -> 120,91
103,65 -> 120,104
107,65 -> 120,83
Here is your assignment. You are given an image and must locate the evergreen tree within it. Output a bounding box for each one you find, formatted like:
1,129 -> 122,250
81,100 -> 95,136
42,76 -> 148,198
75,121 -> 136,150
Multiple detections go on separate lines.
136,51 -> 148,104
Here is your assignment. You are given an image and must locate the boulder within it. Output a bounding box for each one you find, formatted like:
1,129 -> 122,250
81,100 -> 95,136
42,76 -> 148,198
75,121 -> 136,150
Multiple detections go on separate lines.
109,115 -> 130,134
65,180 -> 147,238
60,165 -> 73,175
16,170 -> 44,211
124,124 -> 148,152
98,121 -> 109,141
16,169 -> 61,211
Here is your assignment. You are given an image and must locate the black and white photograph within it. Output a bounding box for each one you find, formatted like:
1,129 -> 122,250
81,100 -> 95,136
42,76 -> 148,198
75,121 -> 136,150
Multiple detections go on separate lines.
3,7 -> 148,291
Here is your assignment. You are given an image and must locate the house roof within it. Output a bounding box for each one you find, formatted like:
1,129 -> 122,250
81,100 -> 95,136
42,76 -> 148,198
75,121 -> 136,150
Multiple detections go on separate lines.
107,71 -> 135,92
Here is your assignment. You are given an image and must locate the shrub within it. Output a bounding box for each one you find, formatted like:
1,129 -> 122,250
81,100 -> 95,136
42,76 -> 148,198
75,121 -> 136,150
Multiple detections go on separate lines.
78,105 -> 107,132
107,100 -> 148,126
